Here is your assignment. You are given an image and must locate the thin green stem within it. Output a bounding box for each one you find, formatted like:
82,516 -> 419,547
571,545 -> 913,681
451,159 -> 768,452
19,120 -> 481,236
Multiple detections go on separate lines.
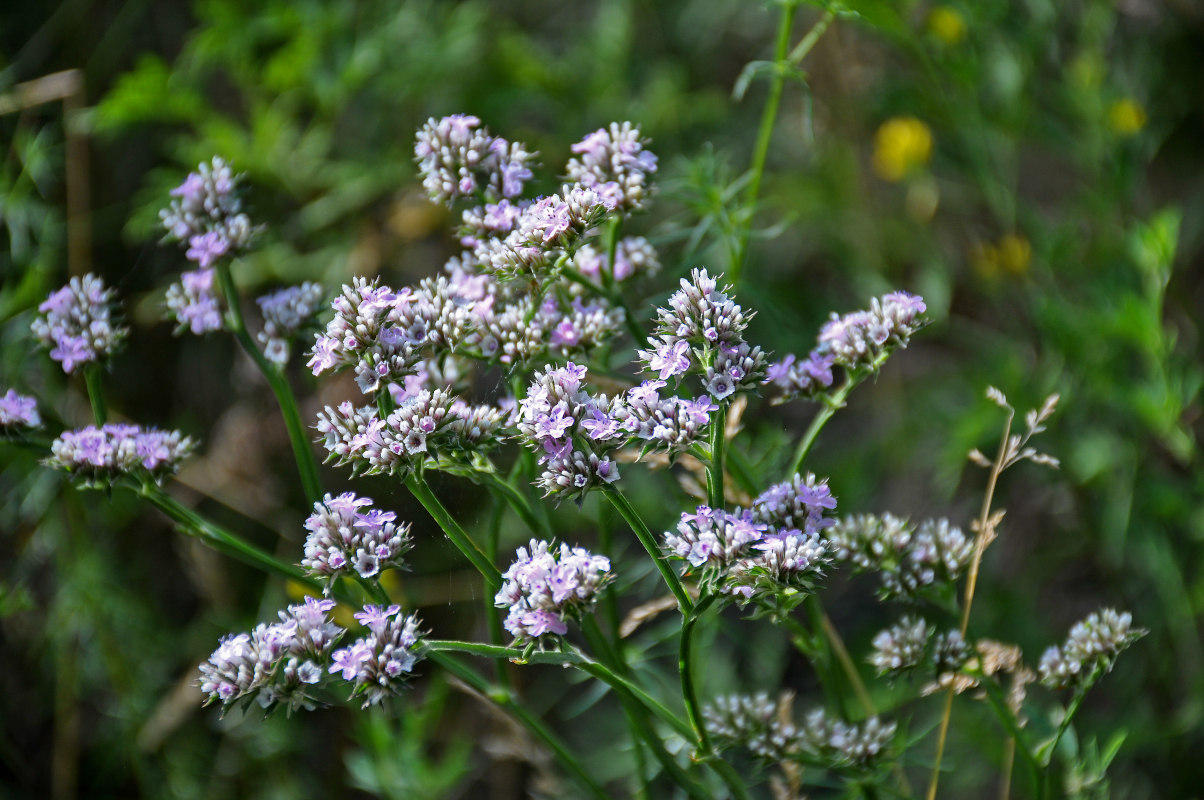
731,0 -> 796,284
485,488 -> 513,689
215,260 -> 323,505
83,365 -> 106,426
405,473 -> 502,592
601,484 -> 694,615
707,404 -> 727,509
680,594 -> 717,753
427,651 -> 608,800
786,374 -> 858,478
135,482 -> 315,589
477,469 -> 552,538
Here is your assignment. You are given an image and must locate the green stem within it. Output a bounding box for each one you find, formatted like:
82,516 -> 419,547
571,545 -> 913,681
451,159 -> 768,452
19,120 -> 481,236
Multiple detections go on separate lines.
786,371 -> 862,478
405,473 -> 502,592
601,484 -> 694,615
974,671 -> 1041,794
215,260 -> 323,505
135,481 -> 316,589
83,365 -> 106,426
485,489 -> 513,689
427,651 -> 609,800
680,594 -> 717,752
477,469 -> 552,538
706,404 -> 727,509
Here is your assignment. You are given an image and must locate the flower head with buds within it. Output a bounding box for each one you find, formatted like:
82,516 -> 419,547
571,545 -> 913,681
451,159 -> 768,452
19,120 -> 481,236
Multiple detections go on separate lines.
160,156 -> 257,261
414,115 -> 535,206
0,389 -> 40,433
828,513 -> 972,601
566,122 -> 658,212
198,596 -> 343,714
46,424 -> 195,488
164,268 -> 223,335
301,493 -> 412,590
32,274 -> 128,373
329,605 -> 425,708
1038,608 -> 1144,690
495,539 -> 613,644
257,282 -> 325,364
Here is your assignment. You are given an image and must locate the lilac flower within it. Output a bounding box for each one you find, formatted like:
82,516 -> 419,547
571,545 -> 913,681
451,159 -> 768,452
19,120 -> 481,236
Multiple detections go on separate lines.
165,268 -> 223,335
817,291 -> 928,371
764,350 -> 836,403
664,506 -> 767,571
495,539 -> 612,644
46,424 -> 195,487
301,493 -> 412,590
315,389 -> 502,478
256,282 -> 324,364
0,389 -> 40,432
751,473 -> 838,536
726,530 -> 830,602
198,597 -> 344,713
643,269 -> 767,397
31,274 -> 128,373
570,237 -> 660,283
185,231 -> 230,267
566,122 -> 658,211
642,338 -> 691,379
160,156 -> 256,253
329,606 -> 425,707
611,388 -> 711,454
414,115 -> 535,206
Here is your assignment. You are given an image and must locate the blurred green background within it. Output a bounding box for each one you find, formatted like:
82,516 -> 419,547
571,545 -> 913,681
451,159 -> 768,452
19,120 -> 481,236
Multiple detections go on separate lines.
2,0 -> 1201,797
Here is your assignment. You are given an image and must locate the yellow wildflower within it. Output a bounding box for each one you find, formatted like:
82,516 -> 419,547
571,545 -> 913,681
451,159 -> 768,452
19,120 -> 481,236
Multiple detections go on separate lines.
928,7 -> 966,46
996,234 -> 1031,275
873,117 -> 933,182
1108,99 -> 1146,136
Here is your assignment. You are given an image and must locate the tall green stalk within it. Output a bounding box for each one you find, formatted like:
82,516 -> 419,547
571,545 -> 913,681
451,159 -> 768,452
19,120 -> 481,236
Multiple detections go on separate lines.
731,4 -> 837,284
405,472 -> 502,591
83,364 -> 106,426
214,260 -> 323,505
601,484 -> 693,615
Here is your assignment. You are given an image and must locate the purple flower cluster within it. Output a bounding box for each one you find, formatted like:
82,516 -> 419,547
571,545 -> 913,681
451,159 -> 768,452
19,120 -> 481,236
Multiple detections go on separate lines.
1038,608 -> 1144,690
664,504 -> 830,600
256,282 -> 324,364
31,274 -> 128,373
494,539 -> 613,643
516,363 -> 622,499
414,115 -> 535,206
164,268 -> 223,335
0,389 -> 40,432
766,291 -> 927,403
471,183 -> 619,280
307,277 -> 472,394
46,424 -> 195,487
301,493 -> 412,589
198,596 -> 344,713
159,156 -> 256,265
664,506 -> 768,569
565,122 -> 659,212
609,380 -> 716,454
751,472 -> 838,534
641,268 -> 767,401
827,513 -> 972,600
664,474 -> 837,599
329,605 -> 425,708
567,236 -> 660,284
315,389 -> 502,478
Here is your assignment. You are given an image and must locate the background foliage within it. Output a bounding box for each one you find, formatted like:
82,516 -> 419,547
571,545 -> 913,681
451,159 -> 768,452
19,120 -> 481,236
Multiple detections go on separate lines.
2,0 -> 1201,796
